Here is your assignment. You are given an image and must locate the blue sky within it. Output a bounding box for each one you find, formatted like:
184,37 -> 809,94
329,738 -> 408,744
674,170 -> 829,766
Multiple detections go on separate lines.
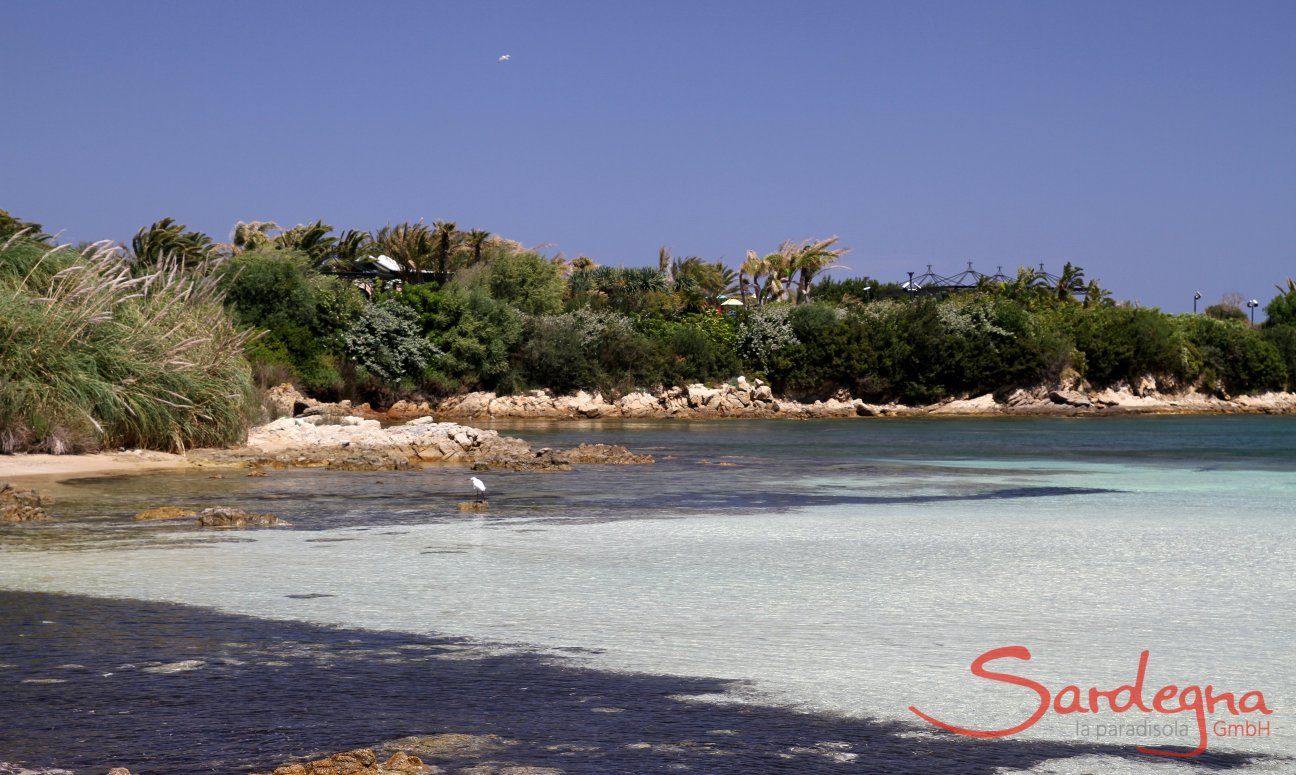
2,1 -> 1293,311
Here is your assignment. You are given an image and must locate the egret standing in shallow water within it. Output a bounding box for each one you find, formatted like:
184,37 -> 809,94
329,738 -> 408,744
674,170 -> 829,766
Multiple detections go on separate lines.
470,476 -> 486,503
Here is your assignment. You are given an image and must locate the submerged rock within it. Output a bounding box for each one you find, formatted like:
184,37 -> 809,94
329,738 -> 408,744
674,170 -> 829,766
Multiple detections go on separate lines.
457,500 -> 489,512
195,507 -> 280,528
562,444 -> 654,465
379,734 -> 517,761
253,748 -> 435,775
133,506 -> 196,521
0,483 -> 48,522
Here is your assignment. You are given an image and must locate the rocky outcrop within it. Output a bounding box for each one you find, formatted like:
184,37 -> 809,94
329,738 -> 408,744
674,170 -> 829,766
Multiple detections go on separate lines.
195,507 -> 281,528
562,443 -> 654,465
253,734 -> 563,775
439,383 -> 1296,420
267,377 -> 1296,429
265,383 -> 312,420
254,748 -> 435,775
379,735 -> 517,761
134,506 -> 196,521
929,393 -> 1000,415
192,417 -> 640,473
1,483 -> 48,522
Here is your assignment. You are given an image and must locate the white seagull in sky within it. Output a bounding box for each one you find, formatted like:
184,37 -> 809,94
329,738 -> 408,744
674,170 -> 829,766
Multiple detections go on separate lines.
498,54 -> 511,62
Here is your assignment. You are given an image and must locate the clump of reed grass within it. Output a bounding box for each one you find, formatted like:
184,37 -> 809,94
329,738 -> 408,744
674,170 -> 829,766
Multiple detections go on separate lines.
0,234 -> 258,453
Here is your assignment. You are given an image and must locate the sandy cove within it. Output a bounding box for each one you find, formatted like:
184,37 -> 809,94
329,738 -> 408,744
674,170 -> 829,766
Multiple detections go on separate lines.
5,379 -> 1292,493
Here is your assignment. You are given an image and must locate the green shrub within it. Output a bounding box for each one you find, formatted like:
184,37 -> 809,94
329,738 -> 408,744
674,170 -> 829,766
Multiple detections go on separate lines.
812,276 -> 880,306
1265,282 -> 1296,328
0,240 -> 257,453
398,284 -> 523,393
220,250 -> 362,392
1182,316 -> 1286,394
1205,303 -> 1247,322
1261,325 -> 1296,390
484,251 -> 564,314
342,299 -> 437,383
517,309 -> 663,394
637,313 -> 741,387
1068,305 -> 1189,387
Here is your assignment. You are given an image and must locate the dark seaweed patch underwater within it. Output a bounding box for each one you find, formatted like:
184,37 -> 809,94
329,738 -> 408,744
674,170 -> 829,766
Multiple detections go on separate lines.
0,592 -> 1268,774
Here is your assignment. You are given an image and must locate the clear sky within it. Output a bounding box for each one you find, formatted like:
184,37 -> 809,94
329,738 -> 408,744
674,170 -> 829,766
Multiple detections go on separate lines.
2,1 -> 1293,311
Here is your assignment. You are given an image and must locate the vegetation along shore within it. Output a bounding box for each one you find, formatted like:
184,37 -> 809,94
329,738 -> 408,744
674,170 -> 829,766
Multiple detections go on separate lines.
3,206 -> 1295,462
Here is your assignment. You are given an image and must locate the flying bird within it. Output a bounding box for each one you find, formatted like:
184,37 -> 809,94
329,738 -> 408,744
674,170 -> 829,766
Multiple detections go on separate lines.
498,54 -> 511,62
470,476 -> 486,503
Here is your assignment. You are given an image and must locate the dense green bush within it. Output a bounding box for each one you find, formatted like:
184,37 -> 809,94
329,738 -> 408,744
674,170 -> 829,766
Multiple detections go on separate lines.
398,284 -> 523,392
1067,306 -> 1189,387
342,299 -> 437,383
483,251 -> 565,314
1262,325 -> 1296,390
637,313 -> 741,388
1266,282 -> 1296,328
517,309 -> 663,394
1182,316 -> 1287,394
0,239 -> 256,453
9,209 -> 1296,424
220,250 -> 362,392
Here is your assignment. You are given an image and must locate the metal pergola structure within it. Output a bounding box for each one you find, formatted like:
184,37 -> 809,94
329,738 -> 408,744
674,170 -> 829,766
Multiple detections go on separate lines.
898,262 -> 1067,294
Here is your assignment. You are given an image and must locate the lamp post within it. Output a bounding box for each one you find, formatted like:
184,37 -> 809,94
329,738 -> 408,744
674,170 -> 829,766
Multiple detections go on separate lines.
1246,299 -> 1260,324
906,271 -> 916,293
1193,292 -> 1202,314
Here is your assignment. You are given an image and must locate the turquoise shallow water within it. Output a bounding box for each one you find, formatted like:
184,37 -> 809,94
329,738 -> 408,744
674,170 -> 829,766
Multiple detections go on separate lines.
1,416 -> 1293,773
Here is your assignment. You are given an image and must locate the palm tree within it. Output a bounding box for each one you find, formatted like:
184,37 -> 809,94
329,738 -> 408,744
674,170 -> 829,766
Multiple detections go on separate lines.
0,208 -> 51,244
332,229 -> 374,271
1083,279 -> 1112,308
274,221 -> 337,267
433,220 -> 457,277
230,220 -> 280,253
1055,262 -> 1086,301
658,246 -> 673,285
740,251 -> 765,306
374,221 -> 436,281
132,218 -> 214,268
790,237 -> 848,304
465,229 -> 490,266
570,255 -> 598,272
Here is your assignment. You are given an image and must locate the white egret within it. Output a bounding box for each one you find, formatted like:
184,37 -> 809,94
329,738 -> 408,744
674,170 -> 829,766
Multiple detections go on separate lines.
470,476 -> 486,503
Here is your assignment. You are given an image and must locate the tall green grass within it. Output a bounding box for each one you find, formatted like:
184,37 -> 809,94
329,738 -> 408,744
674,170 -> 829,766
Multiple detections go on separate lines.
0,236 -> 258,453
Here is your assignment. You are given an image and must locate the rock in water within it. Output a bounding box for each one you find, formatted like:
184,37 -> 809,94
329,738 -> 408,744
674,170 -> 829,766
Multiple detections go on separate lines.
133,506 -> 197,521
252,748 -> 433,774
0,482 -> 48,522
458,500 -> 489,512
562,444 -> 654,465
380,734 -> 517,760
195,507 -> 280,528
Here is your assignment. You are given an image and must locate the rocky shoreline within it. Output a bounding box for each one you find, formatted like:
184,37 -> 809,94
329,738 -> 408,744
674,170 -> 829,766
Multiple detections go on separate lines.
188,414 -> 651,473
340,377 -> 1296,423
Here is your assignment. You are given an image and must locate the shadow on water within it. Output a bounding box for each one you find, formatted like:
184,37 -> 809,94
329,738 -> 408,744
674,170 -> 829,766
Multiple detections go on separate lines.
0,592 -> 1272,775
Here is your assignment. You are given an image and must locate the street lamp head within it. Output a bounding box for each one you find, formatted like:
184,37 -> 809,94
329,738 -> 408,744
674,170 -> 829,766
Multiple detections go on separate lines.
1247,299 -> 1260,308
1194,292 -> 1202,300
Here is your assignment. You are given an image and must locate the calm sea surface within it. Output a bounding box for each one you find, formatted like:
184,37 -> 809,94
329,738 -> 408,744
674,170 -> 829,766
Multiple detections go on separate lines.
1,416 -> 1293,774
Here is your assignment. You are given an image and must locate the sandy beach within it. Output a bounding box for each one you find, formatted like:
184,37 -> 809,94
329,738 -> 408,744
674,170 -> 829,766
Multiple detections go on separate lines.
0,451 -> 191,488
